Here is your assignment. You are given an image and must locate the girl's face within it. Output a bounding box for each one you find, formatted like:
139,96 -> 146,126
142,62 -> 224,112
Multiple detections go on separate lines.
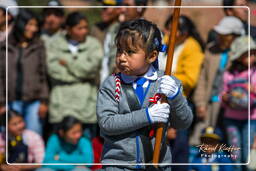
63,123 -> 82,145
116,45 -> 157,76
240,50 -> 256,66
24,18 -> 38,40
218,34 -> 236,50
8,116 -> 25,137
67,19 -> 88,42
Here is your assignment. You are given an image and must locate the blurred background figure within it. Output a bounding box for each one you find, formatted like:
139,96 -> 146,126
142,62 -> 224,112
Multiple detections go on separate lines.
100,0 -> 148,84
0,0 -> 18,42
0,110 -> 44,170
221,36 -> 256,171
0,0 -> 18,129
47,12 -> 103,139
207,0 -> 255,47
1,9 -> 49,136
191,16 -> 245,146
41,0 -> 65,46
91,0 -> 122,45
160,15 -> 205,171
223,0 -> 256,40
167,127 -> 189,171
189,126 -> 233,171
160,15 -> 205,98
39,116 -> 92,171
120,0 -> 148,22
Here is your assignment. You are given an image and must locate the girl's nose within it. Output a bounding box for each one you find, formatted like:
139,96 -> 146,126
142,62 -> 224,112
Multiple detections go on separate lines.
119,52 -> 127,62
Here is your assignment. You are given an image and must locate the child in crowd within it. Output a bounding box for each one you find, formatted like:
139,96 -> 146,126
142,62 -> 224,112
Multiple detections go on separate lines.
40,116 -> 93,171
0,110 -> 44,170
96,19 -> 193,171
221,36 -> 256,171
189,126 -> 233,171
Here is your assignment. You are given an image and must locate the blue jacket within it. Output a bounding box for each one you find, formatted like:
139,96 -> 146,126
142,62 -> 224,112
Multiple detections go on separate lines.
43,134 -> 93,170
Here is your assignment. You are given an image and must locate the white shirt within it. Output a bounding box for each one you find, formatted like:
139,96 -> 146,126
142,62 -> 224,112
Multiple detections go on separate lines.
120,65 -> 158,90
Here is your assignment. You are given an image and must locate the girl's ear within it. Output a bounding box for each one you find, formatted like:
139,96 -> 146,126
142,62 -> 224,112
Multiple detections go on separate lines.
147,50 -> 158,64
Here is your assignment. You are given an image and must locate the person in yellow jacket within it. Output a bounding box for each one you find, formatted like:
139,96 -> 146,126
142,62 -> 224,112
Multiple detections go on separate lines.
159,15 -> 205,97
158,15 -> 204,168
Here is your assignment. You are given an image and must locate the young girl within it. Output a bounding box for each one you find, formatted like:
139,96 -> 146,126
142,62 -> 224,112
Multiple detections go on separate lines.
221,36 -> 256,171
41,116 -> 93,171
0,110 -> 44,170
97,19 -> 193,170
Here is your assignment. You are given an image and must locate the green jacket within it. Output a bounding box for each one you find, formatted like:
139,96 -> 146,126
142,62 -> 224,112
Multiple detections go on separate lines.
47,33 -> 103,124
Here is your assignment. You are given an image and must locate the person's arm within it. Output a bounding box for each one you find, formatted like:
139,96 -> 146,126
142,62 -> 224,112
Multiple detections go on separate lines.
38,43 -> 49,101
26,131 -> 45,163
173,44 -> 204,95
65,37 -> 103,80
59,137 -> 93,164
46,38 -> 80,83
192,55 -> 209,119
166,77 -> 193,129
97,76 -> 150,136
0,43 -> 6,111
43,134 -> 75,170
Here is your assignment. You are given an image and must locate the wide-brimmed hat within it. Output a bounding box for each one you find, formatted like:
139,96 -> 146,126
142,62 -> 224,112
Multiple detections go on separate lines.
229,35 -> 256,61
201,126 -> 223,141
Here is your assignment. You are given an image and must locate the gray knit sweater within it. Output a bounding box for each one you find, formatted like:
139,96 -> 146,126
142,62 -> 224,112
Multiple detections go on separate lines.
96,70 -> 193,169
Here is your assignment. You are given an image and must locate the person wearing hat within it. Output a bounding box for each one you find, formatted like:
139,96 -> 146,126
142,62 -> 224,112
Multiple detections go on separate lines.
191,16 -> 245,146
189,126 -> 233,171
221,35 -> 256,171
41,0 -> 65,46
0,0 -> 18,42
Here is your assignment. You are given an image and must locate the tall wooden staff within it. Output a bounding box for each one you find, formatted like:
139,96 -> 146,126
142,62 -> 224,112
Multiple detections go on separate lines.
152,0 -> 182,167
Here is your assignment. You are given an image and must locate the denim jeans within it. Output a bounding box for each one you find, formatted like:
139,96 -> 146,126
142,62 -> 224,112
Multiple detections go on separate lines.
224,118 -> 256,171
8,100 -> 42,135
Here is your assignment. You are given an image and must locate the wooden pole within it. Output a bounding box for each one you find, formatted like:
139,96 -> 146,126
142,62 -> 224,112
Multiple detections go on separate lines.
152,0 -> 182,167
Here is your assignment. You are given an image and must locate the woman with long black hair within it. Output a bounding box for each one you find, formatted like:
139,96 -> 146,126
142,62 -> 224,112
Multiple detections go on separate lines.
2,9 -> 49,136
160,15 -> 205,98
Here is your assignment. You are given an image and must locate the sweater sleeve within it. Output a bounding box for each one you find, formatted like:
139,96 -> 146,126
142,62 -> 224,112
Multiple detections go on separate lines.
193,54 -> 209,108
96,76 -> 150,136
24,130 -> 45,163
167,77 -> 193,129
173,38 -> 204,96
59,137 -> 93,165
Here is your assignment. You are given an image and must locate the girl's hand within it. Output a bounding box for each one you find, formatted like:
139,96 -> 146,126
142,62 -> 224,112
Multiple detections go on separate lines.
196,106 -> 207,121
157,75 -> 180,100
38,103 -> 48,119
54,155 -> 59,161
222,93 -> 229,103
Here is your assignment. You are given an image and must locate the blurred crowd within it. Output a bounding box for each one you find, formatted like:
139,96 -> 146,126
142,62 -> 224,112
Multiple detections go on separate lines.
0,0 -> 256,171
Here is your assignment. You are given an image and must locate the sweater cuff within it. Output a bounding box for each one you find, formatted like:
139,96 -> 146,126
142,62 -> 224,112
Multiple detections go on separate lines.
145,108 -> 152,124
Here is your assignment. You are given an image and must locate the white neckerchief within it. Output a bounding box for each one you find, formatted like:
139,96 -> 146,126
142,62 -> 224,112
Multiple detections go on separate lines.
120,65 -> 158,90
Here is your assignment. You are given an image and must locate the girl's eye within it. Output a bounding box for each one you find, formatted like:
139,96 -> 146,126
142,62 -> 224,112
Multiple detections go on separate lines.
127,50 -> 135,54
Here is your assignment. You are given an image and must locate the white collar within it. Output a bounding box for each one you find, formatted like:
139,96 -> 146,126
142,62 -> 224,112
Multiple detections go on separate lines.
120,65 -> 158,84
